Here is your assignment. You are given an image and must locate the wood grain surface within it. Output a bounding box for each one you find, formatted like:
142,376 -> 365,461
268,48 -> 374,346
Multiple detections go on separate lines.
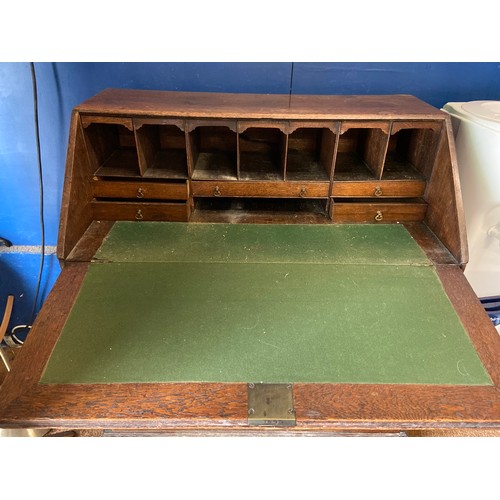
76,89 -> 446,120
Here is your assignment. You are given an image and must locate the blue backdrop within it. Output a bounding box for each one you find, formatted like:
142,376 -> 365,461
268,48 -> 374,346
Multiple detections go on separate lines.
1,62 -> 500,330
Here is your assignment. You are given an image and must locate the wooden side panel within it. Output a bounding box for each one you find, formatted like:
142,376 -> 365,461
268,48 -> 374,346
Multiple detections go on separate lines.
364,128 -> 389,179
280,131 -> 288,177
424,117 -> 468,265
320,128 -> 337,179
403,223 -> 456,265
186,128 -> 198,177
66,221 -> 115,262
83,122 -> 119,173
408,128 -> 440,179
57,112 -> 94,260
135,124 -> 159,175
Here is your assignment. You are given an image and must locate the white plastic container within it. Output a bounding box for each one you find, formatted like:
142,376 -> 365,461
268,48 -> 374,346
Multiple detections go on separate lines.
443,101 -> 500,332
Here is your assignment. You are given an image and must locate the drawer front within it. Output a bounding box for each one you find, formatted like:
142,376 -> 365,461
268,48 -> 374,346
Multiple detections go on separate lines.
92,201 -> 189,222
331,202 -> 427,223
92,180 -> 188,200
332,180 -> 426,198
191,181 -> 329,198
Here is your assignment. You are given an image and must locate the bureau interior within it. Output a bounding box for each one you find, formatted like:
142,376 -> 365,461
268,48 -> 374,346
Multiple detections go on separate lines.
60,95 -> 463,267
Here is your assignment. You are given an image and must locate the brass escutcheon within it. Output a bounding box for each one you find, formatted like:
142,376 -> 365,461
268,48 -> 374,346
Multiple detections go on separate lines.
374,186 -> 382,197
136,187 -> 145,198
299,187 -> 307,198
213,186 -> 221,197
375,210 -> 383,221
135,209 -> 144,220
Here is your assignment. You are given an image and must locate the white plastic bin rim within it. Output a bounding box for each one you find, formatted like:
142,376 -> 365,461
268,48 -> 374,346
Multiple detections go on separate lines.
443,101 -> 500,133
462,101 -> 500,123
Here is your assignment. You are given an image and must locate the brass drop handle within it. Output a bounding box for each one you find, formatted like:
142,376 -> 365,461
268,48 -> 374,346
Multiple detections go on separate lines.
136,187 -> 145,199
374,186 -> 382,197
375,210 -> 383,222
135,209 -> 144,220
213,186 -> 221,197
299,187 -> 307,198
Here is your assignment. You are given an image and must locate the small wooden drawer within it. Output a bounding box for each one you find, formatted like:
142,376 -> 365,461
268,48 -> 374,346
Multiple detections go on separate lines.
91,201 -> 189,222
332,180 -> 426,198
331,200 -> 427,223
92,180 -> 188,201
191,181 -> 329,198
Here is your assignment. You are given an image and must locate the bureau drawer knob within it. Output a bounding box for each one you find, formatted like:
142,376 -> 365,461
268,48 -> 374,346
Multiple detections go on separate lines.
375,210 -> 383,221
374,186 -> 382,197
299,187 -> 307,198
213,186 -> 221,197
136,187 -> 145,198
135,209 -> 144,220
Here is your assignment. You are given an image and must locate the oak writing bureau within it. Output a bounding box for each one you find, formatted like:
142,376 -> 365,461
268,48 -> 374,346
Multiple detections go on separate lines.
1,89 -> 499,435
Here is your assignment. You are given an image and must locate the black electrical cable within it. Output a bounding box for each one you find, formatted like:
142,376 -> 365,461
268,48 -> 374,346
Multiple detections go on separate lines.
289,62 -> 295,96
3,63 -> 45,347
0,237 -> 12,247
28,62 -> 45,329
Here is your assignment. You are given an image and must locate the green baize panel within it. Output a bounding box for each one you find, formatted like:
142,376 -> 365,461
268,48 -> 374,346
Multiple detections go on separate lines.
41,223 -> 491,385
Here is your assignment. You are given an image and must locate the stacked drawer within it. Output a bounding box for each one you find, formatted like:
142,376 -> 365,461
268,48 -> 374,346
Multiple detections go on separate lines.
91,179 -> 190,222
330,180 -> 427,223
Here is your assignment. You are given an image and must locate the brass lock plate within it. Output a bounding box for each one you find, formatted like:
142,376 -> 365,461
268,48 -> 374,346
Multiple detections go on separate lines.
247,383 -> 296,427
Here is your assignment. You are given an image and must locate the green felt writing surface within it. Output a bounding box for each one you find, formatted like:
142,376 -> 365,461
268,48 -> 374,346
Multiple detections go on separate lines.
41,262 -> 491,385
95,222 -> 430,266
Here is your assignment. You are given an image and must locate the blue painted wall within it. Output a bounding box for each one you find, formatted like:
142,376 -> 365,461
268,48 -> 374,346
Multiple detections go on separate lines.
1,62 -> 500,333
